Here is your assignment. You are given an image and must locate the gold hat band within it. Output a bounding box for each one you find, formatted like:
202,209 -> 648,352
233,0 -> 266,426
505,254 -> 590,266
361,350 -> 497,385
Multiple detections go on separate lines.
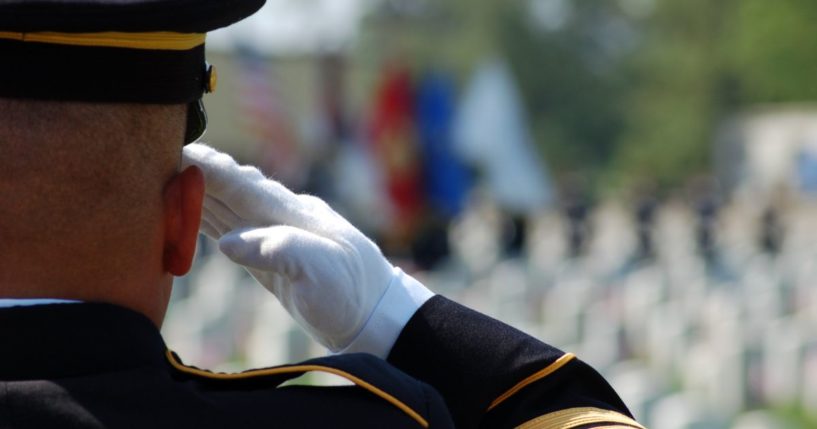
0,31 -> 205,50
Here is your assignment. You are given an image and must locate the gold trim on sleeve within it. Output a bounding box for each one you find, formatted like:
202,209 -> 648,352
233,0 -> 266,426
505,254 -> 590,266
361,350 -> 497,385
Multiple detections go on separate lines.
0,31 -> 205,50
487,352 -> 577,412
588,426 -> 643,429
165,350 -> 428,428
515,407 -> 645,429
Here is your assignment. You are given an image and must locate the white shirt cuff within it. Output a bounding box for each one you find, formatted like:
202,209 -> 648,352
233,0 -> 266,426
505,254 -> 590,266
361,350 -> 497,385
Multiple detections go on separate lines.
337,267 -> 435,359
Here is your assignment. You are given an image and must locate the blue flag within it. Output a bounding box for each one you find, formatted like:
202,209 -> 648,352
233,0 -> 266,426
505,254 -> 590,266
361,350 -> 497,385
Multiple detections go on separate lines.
416,71 -> 472,218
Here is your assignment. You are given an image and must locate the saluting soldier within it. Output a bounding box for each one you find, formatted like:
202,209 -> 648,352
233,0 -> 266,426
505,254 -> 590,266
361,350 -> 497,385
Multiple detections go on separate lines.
0,1 -> 641,427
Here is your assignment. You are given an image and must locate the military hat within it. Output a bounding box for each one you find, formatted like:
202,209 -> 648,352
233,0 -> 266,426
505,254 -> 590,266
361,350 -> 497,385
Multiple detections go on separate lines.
0,0 -> 266,143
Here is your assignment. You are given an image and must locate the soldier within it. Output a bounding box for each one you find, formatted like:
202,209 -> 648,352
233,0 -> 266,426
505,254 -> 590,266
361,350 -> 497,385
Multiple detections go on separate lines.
0,1 -> 640,427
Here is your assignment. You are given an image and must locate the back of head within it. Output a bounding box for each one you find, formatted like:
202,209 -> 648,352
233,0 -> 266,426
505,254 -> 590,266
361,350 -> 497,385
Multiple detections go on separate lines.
0,99 -> 185,291
0,0 -> 264,317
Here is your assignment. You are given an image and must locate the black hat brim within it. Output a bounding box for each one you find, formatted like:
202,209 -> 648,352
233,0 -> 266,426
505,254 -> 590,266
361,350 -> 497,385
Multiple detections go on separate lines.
0,0 -> 265,33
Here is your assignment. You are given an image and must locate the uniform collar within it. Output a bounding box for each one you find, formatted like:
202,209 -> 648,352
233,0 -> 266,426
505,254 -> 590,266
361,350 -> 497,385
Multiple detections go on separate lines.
0,298 -> 80,308
0,302 -> 169,380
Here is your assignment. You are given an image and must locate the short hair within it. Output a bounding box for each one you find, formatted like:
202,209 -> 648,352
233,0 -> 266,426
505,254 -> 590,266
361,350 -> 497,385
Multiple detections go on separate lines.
0,99 -> 186,274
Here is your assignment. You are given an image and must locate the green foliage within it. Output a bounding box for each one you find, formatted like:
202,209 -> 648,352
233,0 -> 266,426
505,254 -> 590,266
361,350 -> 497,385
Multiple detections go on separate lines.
499,0 -> 630,188
729,0 -> 817,103
609,0 -> 737,191
768,404 -> 817,428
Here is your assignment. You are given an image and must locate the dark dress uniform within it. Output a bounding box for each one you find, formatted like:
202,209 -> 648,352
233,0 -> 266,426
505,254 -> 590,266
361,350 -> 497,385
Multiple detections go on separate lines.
0,297 -> 639,428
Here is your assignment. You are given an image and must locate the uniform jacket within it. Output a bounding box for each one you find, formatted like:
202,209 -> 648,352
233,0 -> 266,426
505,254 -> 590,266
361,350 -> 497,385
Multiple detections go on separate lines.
0,296 -> 641,428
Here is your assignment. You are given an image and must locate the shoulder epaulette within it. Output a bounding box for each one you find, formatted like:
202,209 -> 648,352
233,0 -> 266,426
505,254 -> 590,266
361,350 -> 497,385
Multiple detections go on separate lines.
166,350 -> 430,428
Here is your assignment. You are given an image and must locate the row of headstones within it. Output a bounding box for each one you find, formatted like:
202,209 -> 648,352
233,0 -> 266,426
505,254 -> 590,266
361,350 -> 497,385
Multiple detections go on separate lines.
500,201 -> 817,282
164,250 -> 322,371
436,254 -> 817,428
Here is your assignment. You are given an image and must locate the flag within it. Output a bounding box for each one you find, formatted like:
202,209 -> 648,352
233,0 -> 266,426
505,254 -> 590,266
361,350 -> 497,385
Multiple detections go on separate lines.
235,45 -> 305,188
369,65 -> 424,243
416,71 -> 472,218
454,58 -> 554,214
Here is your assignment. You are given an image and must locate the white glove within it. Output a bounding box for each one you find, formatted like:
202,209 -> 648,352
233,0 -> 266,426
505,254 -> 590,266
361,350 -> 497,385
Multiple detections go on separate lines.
182,143 -> 435,357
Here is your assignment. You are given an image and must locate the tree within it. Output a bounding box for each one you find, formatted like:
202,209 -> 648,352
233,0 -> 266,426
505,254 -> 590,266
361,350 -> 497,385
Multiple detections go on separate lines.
610,0 -> 738,191
499,0 -> 633,191
729,0 -> 817,103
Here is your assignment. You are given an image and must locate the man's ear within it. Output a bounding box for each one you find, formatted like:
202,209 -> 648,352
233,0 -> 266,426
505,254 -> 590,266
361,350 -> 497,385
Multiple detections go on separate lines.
162,165 -> 205,276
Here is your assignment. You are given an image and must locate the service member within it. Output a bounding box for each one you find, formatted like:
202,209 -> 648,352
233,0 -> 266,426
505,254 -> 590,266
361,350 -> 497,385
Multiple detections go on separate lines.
0,1 -> 642,428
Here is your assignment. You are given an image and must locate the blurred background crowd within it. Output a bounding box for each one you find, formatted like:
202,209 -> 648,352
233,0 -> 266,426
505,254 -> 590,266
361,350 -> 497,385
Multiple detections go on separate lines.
161,0 -> 817,427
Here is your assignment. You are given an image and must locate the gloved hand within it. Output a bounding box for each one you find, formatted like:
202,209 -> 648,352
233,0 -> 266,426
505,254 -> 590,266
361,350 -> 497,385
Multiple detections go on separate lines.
182,143 -> 434,357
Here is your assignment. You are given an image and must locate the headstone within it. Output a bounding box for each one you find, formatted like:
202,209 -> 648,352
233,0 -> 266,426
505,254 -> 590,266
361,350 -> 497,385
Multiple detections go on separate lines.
541,273 -> 594,346
588,201 -> 636,274
648,392 -> 729,429
579,301 -> 623,371
646,300 -> 689,374
681,338 -> 745,417
762,317 -> 805,407
448,194 -> 503,277
163,252 -> 247,368
244,294 -> 296,368
620,265 -> 665,358
688,289 -> 747,415
799,338 -> 817,420
528,211 -> 567,275
731,410 -> 794,429
605,360 -> 668,424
